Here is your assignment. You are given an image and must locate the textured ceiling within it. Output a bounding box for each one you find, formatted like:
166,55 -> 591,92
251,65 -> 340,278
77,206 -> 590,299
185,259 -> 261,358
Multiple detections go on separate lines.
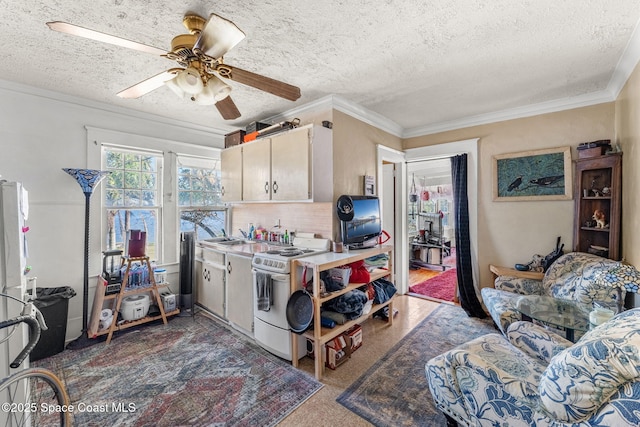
1,1 -> 639,136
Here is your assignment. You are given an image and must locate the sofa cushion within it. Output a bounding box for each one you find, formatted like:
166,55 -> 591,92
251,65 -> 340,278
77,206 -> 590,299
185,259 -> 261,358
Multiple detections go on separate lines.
426,333 -> 545,425
481,287 -> 522,334
538,309 -> 640,422
494,276 -> 544,295
543,253 -> 617,302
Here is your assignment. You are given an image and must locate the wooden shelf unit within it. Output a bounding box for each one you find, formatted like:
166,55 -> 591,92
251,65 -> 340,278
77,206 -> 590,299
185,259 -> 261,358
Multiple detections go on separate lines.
573,153 -> 622,260
101,256 -> 178,343
291,245 -> 394,380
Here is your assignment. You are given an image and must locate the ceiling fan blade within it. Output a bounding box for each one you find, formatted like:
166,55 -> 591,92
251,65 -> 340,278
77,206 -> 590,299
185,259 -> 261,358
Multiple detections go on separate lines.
193,13 -> 245,60
117,71 -> 176,99
46,21 -> 167,56
217,64 -> 301,101
215,96 -> 241,120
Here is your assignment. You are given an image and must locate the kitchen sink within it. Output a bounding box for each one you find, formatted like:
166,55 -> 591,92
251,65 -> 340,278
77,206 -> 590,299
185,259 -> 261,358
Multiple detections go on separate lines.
202,237 -> 246,245
215,239 -> 248,246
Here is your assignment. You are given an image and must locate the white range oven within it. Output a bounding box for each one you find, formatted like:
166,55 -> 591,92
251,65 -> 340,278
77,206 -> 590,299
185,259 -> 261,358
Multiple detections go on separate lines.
251,237 -> 329,361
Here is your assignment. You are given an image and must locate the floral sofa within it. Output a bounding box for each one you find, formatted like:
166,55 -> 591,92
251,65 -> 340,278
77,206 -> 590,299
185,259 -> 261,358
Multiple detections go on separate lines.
425,309 -> 640,426
481,252 -> 625,335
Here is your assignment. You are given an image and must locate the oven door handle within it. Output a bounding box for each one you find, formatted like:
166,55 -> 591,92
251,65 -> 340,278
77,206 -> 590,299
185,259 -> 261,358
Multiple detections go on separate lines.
252,269 -> 288,282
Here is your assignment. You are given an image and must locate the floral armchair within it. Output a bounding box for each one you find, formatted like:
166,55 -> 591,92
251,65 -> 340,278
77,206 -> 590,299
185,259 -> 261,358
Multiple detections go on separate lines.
425,309 -> 640,426
481,252 -> 632,335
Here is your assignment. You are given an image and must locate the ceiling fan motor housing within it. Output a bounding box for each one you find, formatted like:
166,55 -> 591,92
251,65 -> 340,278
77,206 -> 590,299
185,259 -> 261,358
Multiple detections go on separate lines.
170,34 -> 198,65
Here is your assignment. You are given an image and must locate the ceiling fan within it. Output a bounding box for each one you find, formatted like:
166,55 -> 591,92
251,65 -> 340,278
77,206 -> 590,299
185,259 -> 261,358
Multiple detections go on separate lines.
46,13 -> 301,120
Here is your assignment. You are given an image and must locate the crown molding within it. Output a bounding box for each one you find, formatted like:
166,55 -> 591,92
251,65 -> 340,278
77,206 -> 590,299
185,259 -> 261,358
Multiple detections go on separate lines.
330,95 -> 404,137
0,79 -> 232,138
262,95 -> 333,123
402,90 -> 615,138
265,94 -> 404,137
608,18 -> 640,98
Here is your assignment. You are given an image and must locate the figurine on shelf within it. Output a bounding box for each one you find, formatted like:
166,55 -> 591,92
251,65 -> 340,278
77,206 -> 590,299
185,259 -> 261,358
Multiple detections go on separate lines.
592,209 -> 608,229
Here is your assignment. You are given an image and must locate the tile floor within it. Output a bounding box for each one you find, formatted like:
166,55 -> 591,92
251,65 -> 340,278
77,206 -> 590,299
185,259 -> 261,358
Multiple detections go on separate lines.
278,295 -> 442,426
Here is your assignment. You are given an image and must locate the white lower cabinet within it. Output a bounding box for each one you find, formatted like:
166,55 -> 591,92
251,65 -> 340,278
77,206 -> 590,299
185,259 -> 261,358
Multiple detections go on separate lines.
195,249 -> 226,318
225,253 -> 254,337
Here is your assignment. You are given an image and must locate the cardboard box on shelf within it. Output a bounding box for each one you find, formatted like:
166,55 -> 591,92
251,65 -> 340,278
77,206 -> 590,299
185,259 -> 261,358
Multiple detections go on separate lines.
224,130 -> 245,148
346,324 -> 363,352
325,335 -> 351,370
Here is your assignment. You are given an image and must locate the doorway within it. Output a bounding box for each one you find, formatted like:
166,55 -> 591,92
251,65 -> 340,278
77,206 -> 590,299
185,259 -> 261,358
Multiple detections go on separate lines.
377,139 -> 479,299
406,158 -> 457,302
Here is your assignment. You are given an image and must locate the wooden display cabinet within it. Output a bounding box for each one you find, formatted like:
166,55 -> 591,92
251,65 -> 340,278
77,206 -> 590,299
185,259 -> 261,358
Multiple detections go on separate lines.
573,153 -> 622,260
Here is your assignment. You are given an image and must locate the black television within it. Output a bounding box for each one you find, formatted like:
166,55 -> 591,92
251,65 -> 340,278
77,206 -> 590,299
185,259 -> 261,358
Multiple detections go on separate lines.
339,195 -> 382,250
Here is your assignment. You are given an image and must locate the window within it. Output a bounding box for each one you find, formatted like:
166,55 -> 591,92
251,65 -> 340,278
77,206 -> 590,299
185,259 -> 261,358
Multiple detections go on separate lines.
177,159 -> 226,240
104,148 -> 162,260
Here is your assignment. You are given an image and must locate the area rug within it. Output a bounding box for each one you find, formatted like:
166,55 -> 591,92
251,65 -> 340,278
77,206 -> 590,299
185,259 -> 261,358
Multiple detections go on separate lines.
35,313 -> 322,427
337,303 -> 496,426
409,268 -> 457,301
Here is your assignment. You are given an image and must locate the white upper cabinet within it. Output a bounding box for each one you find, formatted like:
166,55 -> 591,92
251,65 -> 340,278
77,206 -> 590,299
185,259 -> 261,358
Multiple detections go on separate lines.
242,136 -> 272,201
220,145 -> 243,202
222,124 -> 332,202
269,127 -> 311,201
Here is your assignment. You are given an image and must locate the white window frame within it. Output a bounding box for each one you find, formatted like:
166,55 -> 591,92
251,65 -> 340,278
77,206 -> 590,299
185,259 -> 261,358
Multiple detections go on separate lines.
175,154 -> 228,241
103,146 -> 164,261
86,126 -> 222,267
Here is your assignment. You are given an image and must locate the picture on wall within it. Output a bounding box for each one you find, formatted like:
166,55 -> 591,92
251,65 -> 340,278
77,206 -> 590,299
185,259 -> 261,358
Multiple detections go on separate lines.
493,146 -> 572,201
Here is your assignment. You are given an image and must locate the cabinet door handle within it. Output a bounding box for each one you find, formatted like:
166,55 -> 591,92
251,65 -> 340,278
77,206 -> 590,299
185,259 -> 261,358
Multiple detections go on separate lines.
221,186 -> 225,196
272,181 -> 278,193
227,262 -> 232,274
265,181 -> 269,193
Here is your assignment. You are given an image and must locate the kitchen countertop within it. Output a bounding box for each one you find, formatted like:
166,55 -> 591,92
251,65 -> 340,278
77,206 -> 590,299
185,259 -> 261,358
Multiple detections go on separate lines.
294,245 -> 392,270
198,239 -> 290,257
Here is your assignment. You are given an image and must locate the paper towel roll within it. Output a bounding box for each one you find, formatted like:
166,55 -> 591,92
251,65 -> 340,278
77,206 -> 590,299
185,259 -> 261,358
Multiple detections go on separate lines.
100,309 -> 113,321
99,316 -> 113,330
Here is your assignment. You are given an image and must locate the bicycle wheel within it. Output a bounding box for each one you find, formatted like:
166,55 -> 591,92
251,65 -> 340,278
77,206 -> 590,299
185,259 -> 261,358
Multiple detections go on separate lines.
0,368 -> 71,427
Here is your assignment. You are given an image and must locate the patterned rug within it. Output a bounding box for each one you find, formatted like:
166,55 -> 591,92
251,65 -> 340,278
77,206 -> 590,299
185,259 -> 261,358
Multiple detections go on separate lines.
35,313 -> 322,426
337,303 -> 496,426
408,268 -> 457,301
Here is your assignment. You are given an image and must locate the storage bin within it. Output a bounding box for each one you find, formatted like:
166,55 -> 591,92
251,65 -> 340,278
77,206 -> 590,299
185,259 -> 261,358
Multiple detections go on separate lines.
328,266 -> 351,286
224,130 -> 245,148
154,268 -> 167,284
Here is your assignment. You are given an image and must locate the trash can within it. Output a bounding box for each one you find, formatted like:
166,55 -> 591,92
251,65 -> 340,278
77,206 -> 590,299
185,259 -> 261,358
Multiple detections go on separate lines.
30,287 -> 76,362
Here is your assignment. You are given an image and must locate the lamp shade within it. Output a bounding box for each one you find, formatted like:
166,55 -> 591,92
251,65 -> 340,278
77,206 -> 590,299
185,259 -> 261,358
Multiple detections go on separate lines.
165,75 -> 187,99
595,263 -> 640,293
176,67 -> 204,95
194,82 -> 217,105
195,75 -> 231,105
63,168 -> 110,195
208,75 -> 232,101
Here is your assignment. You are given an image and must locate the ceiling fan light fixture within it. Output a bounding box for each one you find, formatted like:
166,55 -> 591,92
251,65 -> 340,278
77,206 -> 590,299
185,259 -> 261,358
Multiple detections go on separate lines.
176,67 -> 203,95
207,75 -> 232,101
194,83 -> 217,105
165,75 -> 187,99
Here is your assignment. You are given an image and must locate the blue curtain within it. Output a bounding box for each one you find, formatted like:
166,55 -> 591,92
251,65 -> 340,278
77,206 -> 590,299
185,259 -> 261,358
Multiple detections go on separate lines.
451,154 -> 486,318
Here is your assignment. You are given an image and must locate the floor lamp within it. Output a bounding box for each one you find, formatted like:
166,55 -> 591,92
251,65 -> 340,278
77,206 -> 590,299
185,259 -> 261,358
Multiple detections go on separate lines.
63,168 -> 110,349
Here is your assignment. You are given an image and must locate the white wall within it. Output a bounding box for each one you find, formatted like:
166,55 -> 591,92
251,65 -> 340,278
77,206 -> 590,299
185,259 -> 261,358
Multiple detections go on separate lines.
0,80 -> 226,341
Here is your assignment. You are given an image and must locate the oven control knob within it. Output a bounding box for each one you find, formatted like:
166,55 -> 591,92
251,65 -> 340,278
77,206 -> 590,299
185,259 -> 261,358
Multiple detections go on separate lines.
255,258 -> 262,265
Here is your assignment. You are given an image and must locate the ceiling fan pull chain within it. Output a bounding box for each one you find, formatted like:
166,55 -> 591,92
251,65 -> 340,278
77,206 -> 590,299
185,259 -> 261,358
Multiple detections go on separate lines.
265,182 -> 269,194
273,181 -> 278,193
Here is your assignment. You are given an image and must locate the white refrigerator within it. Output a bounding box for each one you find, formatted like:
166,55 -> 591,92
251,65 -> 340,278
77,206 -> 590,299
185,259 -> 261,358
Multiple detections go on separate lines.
0,180 -> 30,379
